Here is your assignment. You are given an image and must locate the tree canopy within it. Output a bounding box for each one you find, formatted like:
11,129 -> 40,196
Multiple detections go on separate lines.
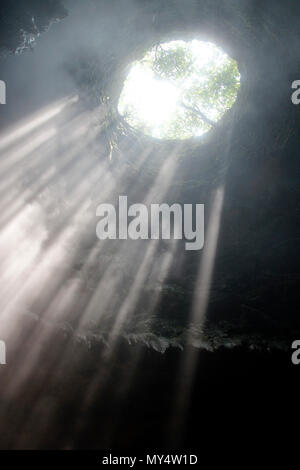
118,40 -> 240,139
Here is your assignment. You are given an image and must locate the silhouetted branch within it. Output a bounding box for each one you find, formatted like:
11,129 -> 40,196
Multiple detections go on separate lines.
180,102 -> 217,128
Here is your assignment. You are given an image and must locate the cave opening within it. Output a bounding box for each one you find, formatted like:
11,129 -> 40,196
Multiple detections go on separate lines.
118,39 -> 240,140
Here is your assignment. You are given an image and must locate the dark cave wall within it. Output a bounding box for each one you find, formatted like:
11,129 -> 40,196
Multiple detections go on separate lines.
0,0 -> 67,55
92,0 -> 300,334
1,0 -> 300,339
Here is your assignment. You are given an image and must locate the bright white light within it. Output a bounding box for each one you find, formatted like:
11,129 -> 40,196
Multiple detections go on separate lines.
120,64 -> 180,131
118,40 -> 240,139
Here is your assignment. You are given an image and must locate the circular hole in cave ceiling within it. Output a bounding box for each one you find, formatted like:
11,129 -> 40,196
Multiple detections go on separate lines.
118,39 -> 241,140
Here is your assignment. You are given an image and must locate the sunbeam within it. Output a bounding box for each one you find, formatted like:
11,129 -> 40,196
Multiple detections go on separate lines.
168,185 -> 225,446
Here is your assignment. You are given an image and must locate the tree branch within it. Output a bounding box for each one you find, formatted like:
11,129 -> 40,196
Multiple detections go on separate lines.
180,102 -> 217,128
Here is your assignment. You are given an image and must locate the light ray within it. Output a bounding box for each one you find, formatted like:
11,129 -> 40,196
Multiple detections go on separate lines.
0,95 -> 78,152
168,186 -> 225,446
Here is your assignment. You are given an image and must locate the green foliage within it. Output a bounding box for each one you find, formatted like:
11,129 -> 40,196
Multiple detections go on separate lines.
183,59 -> 240,119
150,43 -> 194,81
120,40 -> 240,140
